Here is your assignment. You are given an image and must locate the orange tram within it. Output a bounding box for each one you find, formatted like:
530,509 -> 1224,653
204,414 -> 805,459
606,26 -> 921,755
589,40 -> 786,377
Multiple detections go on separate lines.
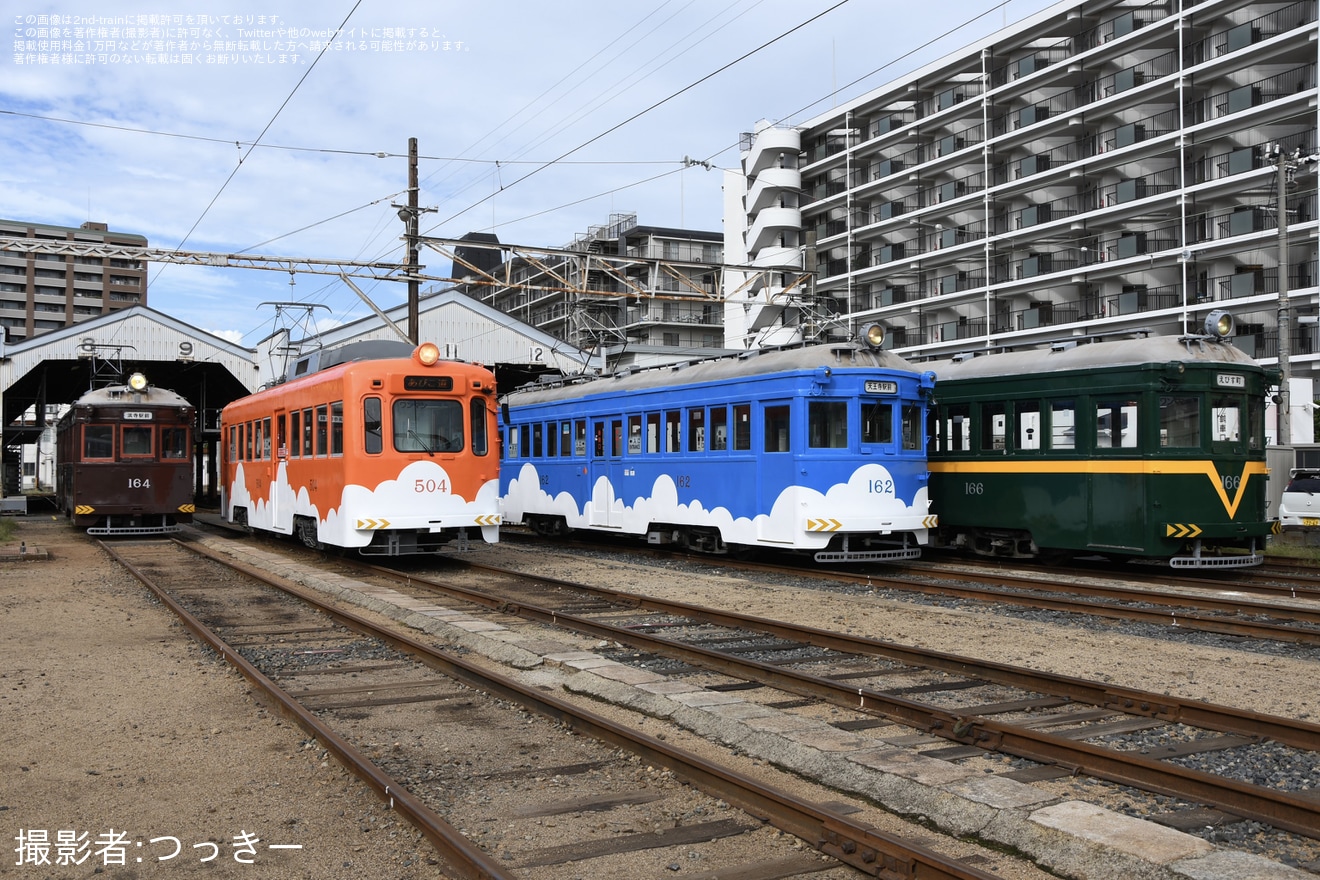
220,340 -> 501,555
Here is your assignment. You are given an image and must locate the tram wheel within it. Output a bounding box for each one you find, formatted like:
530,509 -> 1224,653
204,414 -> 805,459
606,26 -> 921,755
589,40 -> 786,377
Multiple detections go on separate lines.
294,516 -> 321,549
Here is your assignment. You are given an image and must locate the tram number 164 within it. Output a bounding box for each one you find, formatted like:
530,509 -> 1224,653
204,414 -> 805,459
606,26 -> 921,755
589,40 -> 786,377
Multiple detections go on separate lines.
127,477 -> 152,489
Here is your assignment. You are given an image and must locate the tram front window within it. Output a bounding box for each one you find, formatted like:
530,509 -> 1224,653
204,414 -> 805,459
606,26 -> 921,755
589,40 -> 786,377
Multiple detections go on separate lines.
394,399 -> 464,453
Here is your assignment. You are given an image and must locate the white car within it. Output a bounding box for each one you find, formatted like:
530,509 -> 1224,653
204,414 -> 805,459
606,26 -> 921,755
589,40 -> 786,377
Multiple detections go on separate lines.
1279,468 -> 1320,528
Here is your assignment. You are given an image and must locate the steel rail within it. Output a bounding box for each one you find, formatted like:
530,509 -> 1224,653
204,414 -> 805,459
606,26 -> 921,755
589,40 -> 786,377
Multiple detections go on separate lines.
351,557 -> 1320,838
429,558 -> 1320,752
98,540 -> 514,880
167,538 -> 996,880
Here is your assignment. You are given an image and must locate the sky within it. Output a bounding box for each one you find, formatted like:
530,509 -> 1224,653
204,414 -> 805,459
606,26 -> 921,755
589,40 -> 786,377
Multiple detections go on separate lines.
2,0 -> 1061,347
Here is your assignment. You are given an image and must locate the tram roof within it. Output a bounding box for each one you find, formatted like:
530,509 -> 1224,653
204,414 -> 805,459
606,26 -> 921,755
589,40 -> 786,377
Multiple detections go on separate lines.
919,335 -> 1262,383
505,342 -> 926,404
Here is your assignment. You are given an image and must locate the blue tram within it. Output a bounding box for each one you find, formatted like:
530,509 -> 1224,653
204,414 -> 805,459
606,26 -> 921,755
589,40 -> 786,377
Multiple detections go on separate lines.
923,320 -> 1277,568
499,329 -> 937,562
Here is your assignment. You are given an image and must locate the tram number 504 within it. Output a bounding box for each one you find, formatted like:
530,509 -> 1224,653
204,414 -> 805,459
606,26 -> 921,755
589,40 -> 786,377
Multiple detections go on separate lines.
414,478 -> 450,494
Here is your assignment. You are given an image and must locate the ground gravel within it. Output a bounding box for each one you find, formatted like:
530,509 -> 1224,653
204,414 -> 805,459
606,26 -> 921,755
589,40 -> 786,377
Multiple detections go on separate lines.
1,517 -> 451,879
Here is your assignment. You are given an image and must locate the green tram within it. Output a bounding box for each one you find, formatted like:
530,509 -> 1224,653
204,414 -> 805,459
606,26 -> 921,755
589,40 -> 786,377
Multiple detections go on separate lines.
923,324 -> 1278,568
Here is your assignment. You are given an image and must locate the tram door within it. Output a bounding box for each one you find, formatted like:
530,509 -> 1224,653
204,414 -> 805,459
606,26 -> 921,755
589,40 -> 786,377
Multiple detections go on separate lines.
589,418 -> 624,527
271,411 -> 288,531
757,401 -> 797,541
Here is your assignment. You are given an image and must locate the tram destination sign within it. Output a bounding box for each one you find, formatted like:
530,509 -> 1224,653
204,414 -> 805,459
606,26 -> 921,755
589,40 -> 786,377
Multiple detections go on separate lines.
403,375 -> 454,391
864,380 -> 899,395
1215,373 -> 1246,388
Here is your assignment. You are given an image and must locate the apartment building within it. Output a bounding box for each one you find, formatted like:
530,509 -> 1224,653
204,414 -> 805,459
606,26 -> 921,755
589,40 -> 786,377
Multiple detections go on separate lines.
732,0 -> 1319,392
469,213 -> 725,365
0,219 -> 147,342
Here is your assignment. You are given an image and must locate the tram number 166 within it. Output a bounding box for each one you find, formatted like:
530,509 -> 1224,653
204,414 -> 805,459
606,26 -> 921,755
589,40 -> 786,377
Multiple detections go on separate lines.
964,482 -> 985,495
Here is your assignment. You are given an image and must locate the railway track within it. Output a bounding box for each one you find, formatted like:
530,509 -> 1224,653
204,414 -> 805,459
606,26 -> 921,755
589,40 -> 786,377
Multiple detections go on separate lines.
311,551 -> 1320,844
100,536 -> 1008,880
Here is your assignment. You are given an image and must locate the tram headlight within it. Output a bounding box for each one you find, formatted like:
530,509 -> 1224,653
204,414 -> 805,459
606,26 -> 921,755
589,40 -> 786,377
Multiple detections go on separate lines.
127,372 -> 148,391
860,323 -> 886,349
414,342 -> 441,366
1204,309 -> 1235,340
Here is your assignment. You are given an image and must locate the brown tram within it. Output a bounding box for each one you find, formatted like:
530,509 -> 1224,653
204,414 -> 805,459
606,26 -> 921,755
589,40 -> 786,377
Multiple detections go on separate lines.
55,373 -> 196,535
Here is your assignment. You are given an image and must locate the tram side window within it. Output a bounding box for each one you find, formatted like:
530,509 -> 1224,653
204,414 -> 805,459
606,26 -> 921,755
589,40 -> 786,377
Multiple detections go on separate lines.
506,423 -> 520,458
301,408 -> 314,456
1050,401 -> 1076,450
809,401 -> 848,448
862,401 -> 893,445
1159,396 -> 1199,448
612,420 -> 623,457
1095,400 -> 1138,449
646,412 -> 660,453
472,404 -> 491,458
1016,401 -> 1042,451
313,405 -> 327,455
543,419 -> 555,457
520,425 -> 531,458
593,422 -> 605,457
364,398 -> 383,454
227,426 -> 237,463
531,422 -> 543,457
901,404 -> 922,450
710,405 -> 728,451
574,420 -> 587,456
559,421 -> 572,456
84,425 -> 114,460
628,415 -> 642,454
263,416 -> 273,459
687,407 -> 705,452
733,404 -> 751,450
764,404 -> 791,452
122,425 -> 153,457
246,421 -> 254,460
980,402 -> 1007,452
290,410 -> 302,458
1211,395 -> 1242,443
665,410 -> 681,453
329,404 -> 343,456
1248,398 -> 1263,450
940,405 -> 971,452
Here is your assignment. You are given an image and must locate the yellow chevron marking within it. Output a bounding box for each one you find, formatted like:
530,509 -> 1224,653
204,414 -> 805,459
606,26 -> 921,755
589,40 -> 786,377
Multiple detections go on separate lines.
806,518 -> 843,532
1272,520 -> 1283,535
928,459 -> 1267,518
177,504 -> 195,514
1165,523 -> 1203,539
922,515 -> 939,529
474,515 -> 502,526
75,505 -> 95,515
355,518 -> 391,530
